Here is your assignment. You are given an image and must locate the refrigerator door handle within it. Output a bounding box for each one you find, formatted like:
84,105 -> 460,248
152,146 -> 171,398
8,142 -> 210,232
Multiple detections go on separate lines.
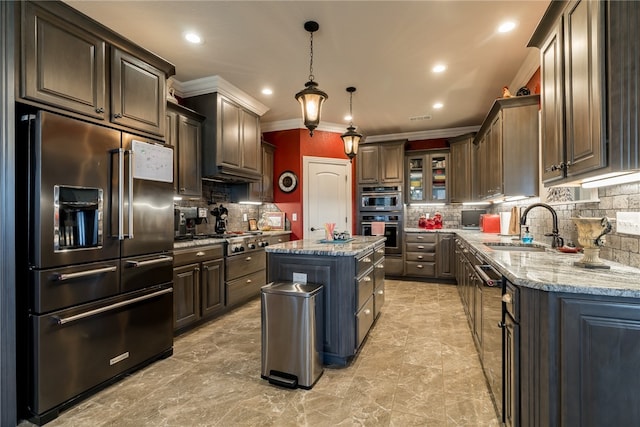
117,148 -> 125,240
127,149 -> 134,239
55,266 -> 118,281
126,256 -> 174,268
53,287 -> 173,325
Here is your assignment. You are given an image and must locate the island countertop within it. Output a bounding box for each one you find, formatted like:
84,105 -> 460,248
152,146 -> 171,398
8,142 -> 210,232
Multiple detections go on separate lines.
455,230 -> 640,298
265,235 -> 386,257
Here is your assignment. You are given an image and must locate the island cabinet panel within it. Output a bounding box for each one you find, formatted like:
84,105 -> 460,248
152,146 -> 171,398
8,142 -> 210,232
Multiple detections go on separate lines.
267,255 -> 355,364
559,297 -> 640,426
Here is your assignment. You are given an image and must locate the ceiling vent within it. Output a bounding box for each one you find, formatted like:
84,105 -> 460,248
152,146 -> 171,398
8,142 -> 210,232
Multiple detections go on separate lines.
409,114 -> 432,121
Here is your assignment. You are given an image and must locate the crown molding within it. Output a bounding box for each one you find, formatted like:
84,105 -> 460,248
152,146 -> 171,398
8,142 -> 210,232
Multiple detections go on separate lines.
171,76 -> 270,116
261,119 -> 347,134
509,49 -> 540,92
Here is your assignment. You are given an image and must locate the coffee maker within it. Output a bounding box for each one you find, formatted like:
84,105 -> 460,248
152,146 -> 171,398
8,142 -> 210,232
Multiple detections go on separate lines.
174,207 -> 197,237
211,204 -> 228,234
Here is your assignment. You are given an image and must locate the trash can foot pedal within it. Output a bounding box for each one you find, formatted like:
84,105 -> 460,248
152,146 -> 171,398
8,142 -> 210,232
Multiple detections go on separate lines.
267,371 -> 298,389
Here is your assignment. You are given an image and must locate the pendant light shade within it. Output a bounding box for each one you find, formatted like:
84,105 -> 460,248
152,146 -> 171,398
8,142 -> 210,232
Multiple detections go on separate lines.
341,87 -> 363,161
295,21 -> 327,137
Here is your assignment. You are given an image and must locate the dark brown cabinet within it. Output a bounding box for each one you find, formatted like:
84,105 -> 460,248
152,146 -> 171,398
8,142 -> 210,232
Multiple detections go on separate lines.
448,133 -> 475,203
357,140 -> 405,185
19,1 -> 173,138
406,151 -> 449,203
473,96 -> 539,200
173,245 -> 225,331
436,233 -> 455,278
246,142 -> 275,202
530,1 -> 640,184
184,92 -> 262,182
166,103 -> 204,196
405,232 -> 455,279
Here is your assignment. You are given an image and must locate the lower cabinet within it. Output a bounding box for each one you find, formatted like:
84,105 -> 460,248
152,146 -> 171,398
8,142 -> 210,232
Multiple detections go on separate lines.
225,250 -> 266,308
405,232 -> 455,279
173,244 -> 225,331
373,243 -> 386,318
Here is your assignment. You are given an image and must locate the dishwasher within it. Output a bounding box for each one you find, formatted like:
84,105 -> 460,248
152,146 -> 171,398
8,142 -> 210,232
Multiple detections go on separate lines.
473,254 -> 504,423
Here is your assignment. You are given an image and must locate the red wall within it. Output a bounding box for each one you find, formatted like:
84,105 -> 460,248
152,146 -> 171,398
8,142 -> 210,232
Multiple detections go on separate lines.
263,129 -> 357,240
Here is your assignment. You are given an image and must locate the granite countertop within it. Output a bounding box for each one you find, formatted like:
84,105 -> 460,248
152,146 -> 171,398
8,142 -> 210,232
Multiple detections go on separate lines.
456,230 -> 640,298
405,227 -> 460,233
265,236 -> 386,257
174,237 -> 226,250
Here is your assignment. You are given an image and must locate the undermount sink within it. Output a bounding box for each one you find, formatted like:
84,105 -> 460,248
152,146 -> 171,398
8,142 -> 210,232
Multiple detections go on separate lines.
484,242 -> 546,252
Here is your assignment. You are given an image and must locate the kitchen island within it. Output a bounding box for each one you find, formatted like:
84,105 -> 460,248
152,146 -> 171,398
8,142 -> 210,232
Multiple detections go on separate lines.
266,236 -> 386,366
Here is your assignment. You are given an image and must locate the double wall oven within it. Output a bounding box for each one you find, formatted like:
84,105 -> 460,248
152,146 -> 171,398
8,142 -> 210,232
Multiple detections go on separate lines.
358,185 -> 404,275
16,109 -> 175,424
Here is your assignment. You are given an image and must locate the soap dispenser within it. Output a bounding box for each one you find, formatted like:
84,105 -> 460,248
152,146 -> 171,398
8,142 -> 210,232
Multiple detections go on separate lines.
522,227 -> 533,244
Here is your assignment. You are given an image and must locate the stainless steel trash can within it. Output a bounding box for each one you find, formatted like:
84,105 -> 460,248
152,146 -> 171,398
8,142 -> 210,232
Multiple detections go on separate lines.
261,281 -> 324,389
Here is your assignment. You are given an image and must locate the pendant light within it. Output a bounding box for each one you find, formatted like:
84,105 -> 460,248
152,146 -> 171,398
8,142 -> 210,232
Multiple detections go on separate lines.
295,21 -> 328,137
341,87 -> 363,162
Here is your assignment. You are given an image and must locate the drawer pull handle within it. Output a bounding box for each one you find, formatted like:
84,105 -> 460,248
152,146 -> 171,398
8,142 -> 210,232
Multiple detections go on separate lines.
417,236 -> 424,240
245,256 -> 252,261
417,255 -> 423,259
196,251 -> 206,257
55,266 -> 117,281
127,255 -> 174,267
502,294 -> 513,304
417,245 -> 425,249
361,257 -> 372,263
363,276 -> 372,282
246,279 -> 252,283
376,264 -> 384,269
417,265 -> 423,269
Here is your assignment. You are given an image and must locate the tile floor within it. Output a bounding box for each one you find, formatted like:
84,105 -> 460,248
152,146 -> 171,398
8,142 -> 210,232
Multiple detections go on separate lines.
22,280 -> 500,427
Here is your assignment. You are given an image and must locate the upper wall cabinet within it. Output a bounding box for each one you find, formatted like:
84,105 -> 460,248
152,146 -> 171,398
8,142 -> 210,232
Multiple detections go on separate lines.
406,150 -> 449,204
473,96 -> 540,200
166,103 -> 204,197
530,0 -> 640,185
448,133 -> 476,203
184,92 -> 262,182
18,1 -> 174,138
357,140 -> 405,185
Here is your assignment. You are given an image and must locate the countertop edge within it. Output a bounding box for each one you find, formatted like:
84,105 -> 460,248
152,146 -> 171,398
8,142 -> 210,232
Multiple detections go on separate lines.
265,236 -> 386,257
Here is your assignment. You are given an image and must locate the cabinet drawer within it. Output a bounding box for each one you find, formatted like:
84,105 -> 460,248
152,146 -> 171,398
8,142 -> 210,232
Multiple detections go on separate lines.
173,245 -> 224,265
405,252 -> 436,262
406,242 -> 437,253
226,251 -> 266,280
226,269 -> 266,307
374,284 -> 385,318
356,296 -> 375,348
373,245 -> 385,264
357,252 -> 374,277
357,270 -> 374,310
405,261 -> 436,277
405,233 -> 437,244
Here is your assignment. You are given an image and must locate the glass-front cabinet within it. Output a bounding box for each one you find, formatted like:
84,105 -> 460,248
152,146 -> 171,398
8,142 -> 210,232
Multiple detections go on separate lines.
406,151 -> 449,203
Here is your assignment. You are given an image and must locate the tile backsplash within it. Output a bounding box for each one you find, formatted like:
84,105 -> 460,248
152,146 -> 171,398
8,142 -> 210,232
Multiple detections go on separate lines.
174,181 -> 282,234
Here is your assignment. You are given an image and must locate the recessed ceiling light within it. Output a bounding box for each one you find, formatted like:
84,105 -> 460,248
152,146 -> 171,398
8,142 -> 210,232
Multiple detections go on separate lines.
432,64 -> 446,73
262,88 -> 273,95
184,32 -> 202,44
498,21 -> 516,33
433,102 -> 443,109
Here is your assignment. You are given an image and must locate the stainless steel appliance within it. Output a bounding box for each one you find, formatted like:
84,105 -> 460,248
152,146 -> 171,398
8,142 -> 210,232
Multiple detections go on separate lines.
359,185 -> 403,211
461,209 -> 486,229
16,110 -> 175,425
360,213 -> 402,255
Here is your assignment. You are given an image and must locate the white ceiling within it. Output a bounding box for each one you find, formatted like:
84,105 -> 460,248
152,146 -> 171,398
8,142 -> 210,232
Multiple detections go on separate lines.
64,0 -> 549,140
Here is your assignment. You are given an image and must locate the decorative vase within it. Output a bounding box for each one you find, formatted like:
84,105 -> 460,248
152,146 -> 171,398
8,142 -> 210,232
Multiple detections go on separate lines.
571,217 -> 612,269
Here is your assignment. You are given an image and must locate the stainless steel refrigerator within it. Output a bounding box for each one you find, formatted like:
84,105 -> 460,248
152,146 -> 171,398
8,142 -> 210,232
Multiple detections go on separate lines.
17,109 -> 175,424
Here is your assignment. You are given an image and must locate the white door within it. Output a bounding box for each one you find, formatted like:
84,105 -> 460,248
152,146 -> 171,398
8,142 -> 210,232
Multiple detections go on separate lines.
303,156 -> 352,240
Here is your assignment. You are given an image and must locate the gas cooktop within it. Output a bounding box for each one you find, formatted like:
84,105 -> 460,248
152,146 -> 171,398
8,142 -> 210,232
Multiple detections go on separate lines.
175,232 -> 262,241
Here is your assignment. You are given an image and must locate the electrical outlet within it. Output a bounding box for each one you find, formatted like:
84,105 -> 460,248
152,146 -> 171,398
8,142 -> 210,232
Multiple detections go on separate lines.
292,272 -> 307,284
242,213 -> 248,222
292,213 -> 298,221
616,212 -> 640,235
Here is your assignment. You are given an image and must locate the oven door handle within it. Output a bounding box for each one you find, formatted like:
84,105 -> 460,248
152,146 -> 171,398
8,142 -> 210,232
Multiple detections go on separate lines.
126,255 -> 174,268
55,266 -> 118,281
53,287 -> 173,325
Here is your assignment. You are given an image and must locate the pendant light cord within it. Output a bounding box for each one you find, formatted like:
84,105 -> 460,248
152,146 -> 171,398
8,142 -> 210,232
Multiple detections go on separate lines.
308,31 -> 315,82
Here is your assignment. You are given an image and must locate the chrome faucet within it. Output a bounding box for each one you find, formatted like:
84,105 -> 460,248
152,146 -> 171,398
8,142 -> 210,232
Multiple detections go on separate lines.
520,203 -> 564,248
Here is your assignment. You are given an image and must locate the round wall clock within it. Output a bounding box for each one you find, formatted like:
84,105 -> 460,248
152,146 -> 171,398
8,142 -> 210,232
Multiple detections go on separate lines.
278,171 -> 298,193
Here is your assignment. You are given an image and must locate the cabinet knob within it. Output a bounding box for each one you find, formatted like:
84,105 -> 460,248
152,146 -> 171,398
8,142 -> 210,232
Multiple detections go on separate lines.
364,309 -> 371,316
196,251 -> 205,257
502,293 -> 513,304
376,264 -> 385,269
180,187 -> 186,192
377,289 -> 384,295
113,113 -> 123,119
363,276 -> 372,282
95,107 -> 104,113
362,257 -> 372,263
195,267 -> 200,272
